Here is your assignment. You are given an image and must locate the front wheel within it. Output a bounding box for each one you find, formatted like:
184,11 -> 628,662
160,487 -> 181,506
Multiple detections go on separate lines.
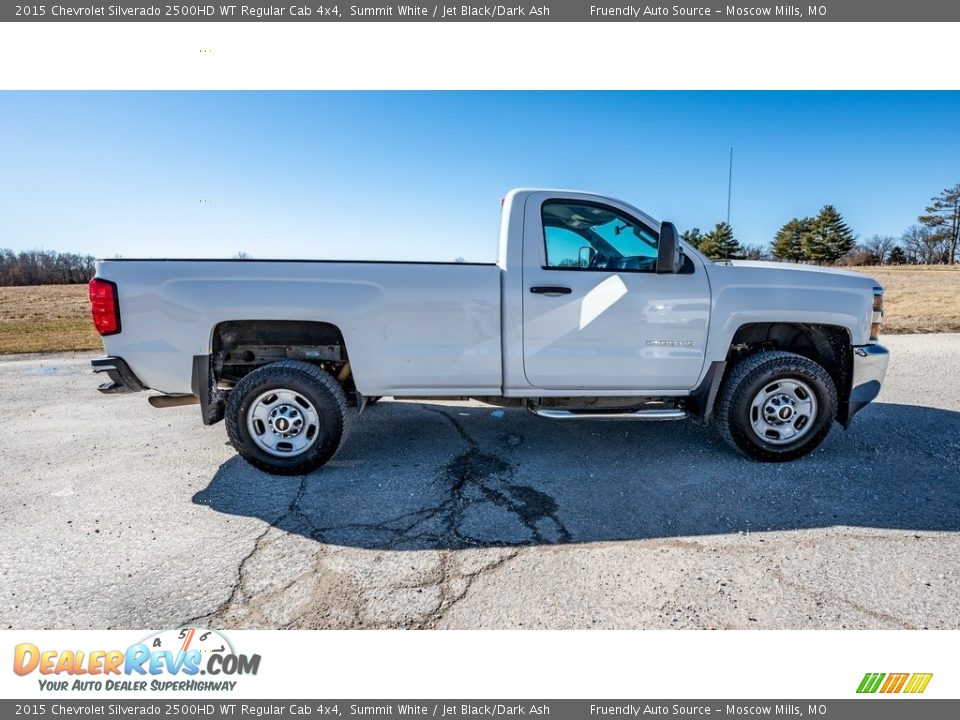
715,351 -> 837,462
225,360 -> 348,475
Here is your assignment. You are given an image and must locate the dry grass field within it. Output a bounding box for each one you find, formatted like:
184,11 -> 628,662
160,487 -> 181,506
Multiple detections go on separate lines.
847,265 -> 960,334
0,267 -> 957,354
0,285 -> 102,354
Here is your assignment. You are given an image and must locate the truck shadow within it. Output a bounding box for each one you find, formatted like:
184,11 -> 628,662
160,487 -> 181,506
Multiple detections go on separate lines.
192,401 -> 960,549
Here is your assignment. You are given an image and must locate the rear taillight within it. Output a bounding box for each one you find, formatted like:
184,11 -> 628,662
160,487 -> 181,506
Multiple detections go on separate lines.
870,287 -> 884,342
89,278 -> 121,336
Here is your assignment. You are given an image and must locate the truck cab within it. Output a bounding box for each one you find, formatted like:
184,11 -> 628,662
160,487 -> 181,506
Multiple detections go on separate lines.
503,189 -> 709,394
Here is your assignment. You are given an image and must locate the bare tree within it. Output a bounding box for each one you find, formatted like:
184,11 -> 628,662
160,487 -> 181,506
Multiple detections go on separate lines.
863,234 -> 897,265
836,244 -> 875,266
901,225 -> 949,264
740,245 -> 769,261
0,248 -> 96,286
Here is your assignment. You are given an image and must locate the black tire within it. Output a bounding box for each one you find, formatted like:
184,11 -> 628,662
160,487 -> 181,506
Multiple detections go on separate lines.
225,360 -> 348,475
365,396 -> 382,405
715,350 -> 837,462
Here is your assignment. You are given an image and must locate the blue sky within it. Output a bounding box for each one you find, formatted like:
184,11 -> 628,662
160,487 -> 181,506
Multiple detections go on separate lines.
1,91 -> 958,261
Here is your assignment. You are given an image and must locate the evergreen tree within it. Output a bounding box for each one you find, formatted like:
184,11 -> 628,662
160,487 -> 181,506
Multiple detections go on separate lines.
698,222 -> 742,260
801,205 -> 856,264
918,183 -> 960,265
887,246 -> 907,265
681,228 -> 704,251
771,218 -> 810,262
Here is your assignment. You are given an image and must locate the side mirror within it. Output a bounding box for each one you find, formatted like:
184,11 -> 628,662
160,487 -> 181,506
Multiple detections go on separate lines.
656,221 -> 683,274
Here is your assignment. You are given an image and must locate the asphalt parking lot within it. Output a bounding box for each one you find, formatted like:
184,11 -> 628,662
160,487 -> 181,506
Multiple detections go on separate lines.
1,334 -> 958,630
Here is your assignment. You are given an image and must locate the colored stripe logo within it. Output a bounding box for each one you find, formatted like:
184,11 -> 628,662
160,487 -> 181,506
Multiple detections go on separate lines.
857,672 -> 933,694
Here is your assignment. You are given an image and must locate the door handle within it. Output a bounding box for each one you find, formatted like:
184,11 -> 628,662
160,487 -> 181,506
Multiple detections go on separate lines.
530,286 -> 572,295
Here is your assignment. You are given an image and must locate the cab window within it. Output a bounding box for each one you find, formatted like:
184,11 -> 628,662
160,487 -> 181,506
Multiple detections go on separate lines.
542,201 -> 659,271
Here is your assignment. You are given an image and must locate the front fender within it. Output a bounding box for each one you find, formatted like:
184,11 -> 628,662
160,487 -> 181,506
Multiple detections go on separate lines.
704,265 -> 875,359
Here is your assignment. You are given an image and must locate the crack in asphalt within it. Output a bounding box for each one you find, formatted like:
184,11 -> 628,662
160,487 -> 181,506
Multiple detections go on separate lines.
182,473 -> 314,628
298,409 -> 572,552
418,407 -> 572,548
423,547 -> 522,628
193,406 -> 570,628
769,568 -> 917,629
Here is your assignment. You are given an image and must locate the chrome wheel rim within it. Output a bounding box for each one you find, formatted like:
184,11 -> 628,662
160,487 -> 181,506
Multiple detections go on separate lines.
246,389 -> 320,457
749,378 -> 818,445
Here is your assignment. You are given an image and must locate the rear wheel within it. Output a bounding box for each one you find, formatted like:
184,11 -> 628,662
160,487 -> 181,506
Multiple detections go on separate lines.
225,360 -> 347,475
715,351 -> 837,462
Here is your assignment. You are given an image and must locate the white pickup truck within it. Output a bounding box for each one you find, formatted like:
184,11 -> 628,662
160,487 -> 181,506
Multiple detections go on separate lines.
89,189 -> 889,474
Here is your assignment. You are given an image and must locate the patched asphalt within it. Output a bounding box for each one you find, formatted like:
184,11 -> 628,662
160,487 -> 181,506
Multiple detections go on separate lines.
1,334 -> 958,629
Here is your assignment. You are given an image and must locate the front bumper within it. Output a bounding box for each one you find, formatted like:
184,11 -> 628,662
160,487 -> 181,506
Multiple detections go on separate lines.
846,344 -> 890,421
91,356 -> 148,394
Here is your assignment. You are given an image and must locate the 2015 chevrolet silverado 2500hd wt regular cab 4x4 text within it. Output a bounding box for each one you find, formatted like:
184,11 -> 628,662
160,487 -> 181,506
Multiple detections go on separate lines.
88,189 -> 890,474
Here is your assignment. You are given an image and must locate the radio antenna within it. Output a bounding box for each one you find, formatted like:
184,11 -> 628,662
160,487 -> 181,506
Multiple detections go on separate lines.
726,147 -> 734,225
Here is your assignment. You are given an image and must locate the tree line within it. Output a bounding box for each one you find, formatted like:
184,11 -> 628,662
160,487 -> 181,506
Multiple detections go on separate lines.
0,249 -> 97,286
2,183 -> 957,283
682,182 -> 960,266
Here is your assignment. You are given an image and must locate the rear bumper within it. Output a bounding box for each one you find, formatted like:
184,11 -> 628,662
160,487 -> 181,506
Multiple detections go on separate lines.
91,356 -> 148,394
846,344 -> 890,421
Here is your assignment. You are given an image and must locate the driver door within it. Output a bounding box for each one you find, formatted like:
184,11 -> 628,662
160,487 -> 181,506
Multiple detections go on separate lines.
521,194 -> 710,392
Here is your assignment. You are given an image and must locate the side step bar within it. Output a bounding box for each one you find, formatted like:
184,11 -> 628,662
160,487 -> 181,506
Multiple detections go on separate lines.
530,407 -> 688,421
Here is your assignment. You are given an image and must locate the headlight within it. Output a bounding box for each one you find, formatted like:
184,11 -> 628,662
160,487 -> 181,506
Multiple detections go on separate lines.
870,287 -> 884,342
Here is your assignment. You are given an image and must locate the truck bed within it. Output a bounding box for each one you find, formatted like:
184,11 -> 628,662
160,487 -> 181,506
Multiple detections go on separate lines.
95,258 -> 503,396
